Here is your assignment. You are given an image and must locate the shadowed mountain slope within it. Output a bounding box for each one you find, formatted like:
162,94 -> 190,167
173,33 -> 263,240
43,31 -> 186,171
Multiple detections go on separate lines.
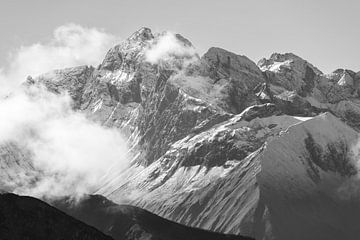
0,193 -> 114,240
54,194 -> 254,240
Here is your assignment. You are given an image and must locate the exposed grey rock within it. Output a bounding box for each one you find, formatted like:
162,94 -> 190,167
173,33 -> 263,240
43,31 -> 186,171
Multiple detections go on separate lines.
100,27 -> 153,71
34,65 -> 95,108
0,143 -> 37,193
200,47 -> 265,113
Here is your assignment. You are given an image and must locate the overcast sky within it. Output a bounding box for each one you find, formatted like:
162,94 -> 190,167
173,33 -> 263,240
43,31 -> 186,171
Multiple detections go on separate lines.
0,0 -> 359,73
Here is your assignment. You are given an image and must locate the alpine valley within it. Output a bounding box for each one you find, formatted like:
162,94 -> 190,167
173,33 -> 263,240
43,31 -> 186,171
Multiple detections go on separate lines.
1,27 -> 360,240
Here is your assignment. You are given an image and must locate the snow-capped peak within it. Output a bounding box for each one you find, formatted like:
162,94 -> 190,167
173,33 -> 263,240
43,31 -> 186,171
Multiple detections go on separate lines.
258,52 -> 322,75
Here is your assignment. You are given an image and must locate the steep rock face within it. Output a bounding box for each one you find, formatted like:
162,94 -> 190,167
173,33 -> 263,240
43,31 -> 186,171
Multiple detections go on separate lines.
0,193 -> 114,240
34,65 -> 95,108
31,29 -> 267,167
258,53 -> 360,128
198,47 -> 265,113
320,69 -> 360,129
100,27 -> 154,72
0,143 -> 39,193
258,52 -> 322,95
326,69 -> 357,88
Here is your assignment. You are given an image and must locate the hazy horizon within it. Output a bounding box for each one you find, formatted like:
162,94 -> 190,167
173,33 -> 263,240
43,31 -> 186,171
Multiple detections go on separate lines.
0,0 -> 359,74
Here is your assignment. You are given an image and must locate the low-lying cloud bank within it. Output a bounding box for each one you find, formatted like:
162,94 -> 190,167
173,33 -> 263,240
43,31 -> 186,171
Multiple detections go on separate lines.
0,86 -> 129,198
0,24 -> 128,199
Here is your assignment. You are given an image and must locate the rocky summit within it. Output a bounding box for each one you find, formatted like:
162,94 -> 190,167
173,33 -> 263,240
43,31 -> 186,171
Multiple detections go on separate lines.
2,27 -> 360,240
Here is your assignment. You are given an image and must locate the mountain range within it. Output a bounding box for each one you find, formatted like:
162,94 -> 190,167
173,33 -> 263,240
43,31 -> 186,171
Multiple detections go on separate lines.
1,27 -> 360,240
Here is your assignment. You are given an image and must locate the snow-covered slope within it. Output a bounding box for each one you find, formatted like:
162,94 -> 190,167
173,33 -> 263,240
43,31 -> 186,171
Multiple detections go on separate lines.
257,113 -> 360,240
98,112 -> 360,240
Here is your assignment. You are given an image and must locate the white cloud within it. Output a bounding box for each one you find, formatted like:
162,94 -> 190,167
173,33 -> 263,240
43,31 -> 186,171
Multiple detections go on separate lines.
145,32 -> 197,64
0,24 -> 129,199
0,23 -> 117,94
0,86 -> 130,199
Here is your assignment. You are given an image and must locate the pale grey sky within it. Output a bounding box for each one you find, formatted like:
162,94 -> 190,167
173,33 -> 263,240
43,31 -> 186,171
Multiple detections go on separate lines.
0,0 -> 359,73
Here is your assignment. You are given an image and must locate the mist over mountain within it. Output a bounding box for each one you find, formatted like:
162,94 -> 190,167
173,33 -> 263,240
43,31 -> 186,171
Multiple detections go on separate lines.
1,25 -> 360,240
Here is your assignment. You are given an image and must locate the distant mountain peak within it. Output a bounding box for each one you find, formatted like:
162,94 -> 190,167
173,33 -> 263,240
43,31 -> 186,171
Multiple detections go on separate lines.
258,52 -> 323,75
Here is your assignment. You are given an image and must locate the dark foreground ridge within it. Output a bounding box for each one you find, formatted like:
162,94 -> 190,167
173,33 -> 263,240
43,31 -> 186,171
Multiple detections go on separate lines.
0,192 -> 254,240
54,194 -> 255,240
0,193 -> 113,240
